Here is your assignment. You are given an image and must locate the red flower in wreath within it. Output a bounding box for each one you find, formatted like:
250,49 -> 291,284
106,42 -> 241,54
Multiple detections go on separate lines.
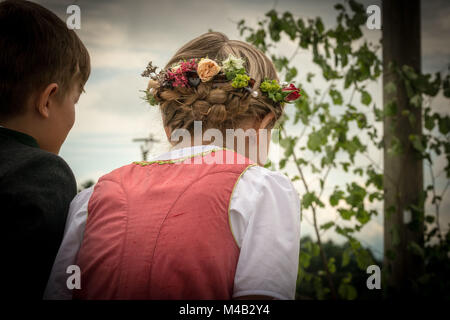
167,59 -> 198,87
282,83 -> 301,102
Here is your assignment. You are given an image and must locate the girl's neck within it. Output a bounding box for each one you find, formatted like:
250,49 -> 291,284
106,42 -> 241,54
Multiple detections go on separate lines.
171,138 -> 223,151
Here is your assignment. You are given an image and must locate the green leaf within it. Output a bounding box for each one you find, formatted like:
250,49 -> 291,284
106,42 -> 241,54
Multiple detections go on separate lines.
384,81 -> 397,95
330,189 -> 344,206
329,89 -> 343,105
341,162 -> 350,172
443,74 -> 450,97
263,160 -> 272,169
408,241 -> 424,258
302,192 -> 315,209
321,221 -> 335,230
327,257 -> 336,274
312,243 -> 320,257
315,17 -> 324,34
285,67 -> 298,82
272,56 -> 289,72
424,111 -> 435,130
409,134 -> 425,153
355,248 -> 373,270
360,90 -> 371,106
356,209 -> 370,224
299,251 -> 311,268
388,136 -> 403,156
385,101 -> 397,116
307,130 -> 327,152
279,158 -> 287,169
402,65 -> 418,80
345,182 -> 367,207
342,248 -> 351,267
373,104 -> 383,121
438,116 -> 450,134
338,208 -> 353,220
410,94 -> 422,108
338,283 -> 357,300
280,136 -> 297,157
302,192 -> 324,209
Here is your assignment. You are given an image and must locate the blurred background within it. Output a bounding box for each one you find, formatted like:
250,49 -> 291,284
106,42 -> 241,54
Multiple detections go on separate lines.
35,0 -> 449,299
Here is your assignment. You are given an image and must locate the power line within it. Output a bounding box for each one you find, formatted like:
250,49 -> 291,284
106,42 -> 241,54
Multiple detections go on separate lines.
132,133 -> 160,161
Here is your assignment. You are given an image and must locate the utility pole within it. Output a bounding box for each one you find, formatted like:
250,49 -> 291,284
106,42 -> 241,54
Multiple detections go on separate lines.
133,133 -> 160,161
382,0 -> 424,297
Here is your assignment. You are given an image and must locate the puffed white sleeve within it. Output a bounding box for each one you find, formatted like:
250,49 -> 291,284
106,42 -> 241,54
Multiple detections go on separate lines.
43,186 -> 93,300
229,166 -> 301,300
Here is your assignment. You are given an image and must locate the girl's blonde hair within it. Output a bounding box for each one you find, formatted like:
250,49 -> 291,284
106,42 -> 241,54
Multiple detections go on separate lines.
150,32 -> 284,134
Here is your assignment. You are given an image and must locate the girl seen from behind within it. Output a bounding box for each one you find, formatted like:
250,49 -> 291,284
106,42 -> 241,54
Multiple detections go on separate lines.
45,32 -> 301,300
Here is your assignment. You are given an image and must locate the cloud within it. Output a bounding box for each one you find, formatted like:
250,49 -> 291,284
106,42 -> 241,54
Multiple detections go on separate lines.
32,0 -> 449,253
77,68 -> 149,116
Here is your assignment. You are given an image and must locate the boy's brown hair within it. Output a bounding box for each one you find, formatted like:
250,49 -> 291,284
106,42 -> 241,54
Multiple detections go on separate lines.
0,0 -> 90,120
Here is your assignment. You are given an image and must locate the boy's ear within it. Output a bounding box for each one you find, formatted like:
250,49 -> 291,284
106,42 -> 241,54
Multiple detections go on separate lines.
36,83 -> 59,118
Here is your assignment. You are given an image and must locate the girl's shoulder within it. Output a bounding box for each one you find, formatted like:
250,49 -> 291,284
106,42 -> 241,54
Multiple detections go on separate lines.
231,165 -> 301,224
241,165 -> 299,196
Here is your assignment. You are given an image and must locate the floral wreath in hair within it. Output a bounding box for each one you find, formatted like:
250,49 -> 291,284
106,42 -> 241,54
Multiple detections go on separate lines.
141,54 -> 301,106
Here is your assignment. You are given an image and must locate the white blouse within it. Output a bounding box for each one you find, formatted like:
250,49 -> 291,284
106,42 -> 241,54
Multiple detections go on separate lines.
44,144 -> 301,300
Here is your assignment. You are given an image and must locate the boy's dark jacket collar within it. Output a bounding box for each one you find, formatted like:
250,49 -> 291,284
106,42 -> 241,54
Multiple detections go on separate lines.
0,126 -> 39,148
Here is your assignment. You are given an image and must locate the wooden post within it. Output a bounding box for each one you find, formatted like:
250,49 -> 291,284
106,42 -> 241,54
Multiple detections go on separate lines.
382,0 -> 424,297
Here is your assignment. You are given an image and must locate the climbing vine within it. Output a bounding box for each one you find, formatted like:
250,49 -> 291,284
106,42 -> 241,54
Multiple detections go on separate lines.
237,0 -> 450,299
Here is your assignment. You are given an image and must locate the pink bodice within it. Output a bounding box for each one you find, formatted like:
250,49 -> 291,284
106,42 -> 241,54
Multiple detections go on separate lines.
74,148 -> 254,299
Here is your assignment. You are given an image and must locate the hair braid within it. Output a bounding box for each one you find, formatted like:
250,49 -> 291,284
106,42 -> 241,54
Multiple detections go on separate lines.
148,32 -> 284,134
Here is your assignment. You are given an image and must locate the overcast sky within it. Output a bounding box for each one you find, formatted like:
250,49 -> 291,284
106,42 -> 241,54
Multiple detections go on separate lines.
34,0 -> 450,259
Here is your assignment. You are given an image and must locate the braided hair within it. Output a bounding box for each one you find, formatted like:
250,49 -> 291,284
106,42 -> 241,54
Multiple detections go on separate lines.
149,32 -> 284,135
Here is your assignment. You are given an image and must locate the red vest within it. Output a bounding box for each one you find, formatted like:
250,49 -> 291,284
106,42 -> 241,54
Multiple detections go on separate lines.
74,148 -> 254,299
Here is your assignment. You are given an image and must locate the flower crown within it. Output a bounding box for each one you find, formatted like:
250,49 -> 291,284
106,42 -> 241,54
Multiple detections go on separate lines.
141,54 -> 301,106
